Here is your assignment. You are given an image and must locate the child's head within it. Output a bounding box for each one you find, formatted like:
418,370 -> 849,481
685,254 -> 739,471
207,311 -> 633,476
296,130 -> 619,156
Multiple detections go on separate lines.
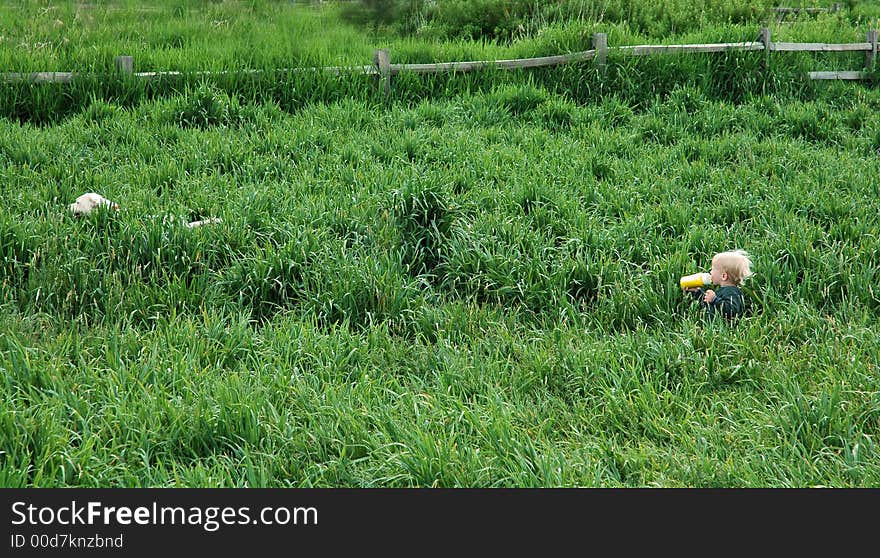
710,249 -> 753,286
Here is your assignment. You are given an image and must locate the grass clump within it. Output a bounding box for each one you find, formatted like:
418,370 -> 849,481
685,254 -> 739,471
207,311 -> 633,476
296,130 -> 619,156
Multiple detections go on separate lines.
393,180 -> 455,280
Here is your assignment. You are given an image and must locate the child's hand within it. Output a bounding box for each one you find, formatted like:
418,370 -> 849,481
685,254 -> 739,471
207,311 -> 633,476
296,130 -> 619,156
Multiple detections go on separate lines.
684,287 -> 704,301
703,289 -> 716,303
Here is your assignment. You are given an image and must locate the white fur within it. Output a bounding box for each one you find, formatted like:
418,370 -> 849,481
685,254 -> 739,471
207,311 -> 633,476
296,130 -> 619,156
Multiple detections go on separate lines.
156,214 -> 223,228
68,192 -> 221,228
184,217 -> 223,228
69,192 -> 119,215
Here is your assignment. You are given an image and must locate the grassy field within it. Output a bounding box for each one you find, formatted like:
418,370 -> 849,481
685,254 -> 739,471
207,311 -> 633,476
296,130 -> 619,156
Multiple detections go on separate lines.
2,0 -> 877,71
1,1 -> 879,487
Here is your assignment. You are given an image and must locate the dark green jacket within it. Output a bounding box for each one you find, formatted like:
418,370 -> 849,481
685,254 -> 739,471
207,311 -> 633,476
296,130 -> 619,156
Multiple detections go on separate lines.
691,286 -> 746,321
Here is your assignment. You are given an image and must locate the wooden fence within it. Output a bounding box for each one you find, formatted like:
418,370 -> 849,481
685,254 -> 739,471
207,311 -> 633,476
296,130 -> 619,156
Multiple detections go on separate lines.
2,27 -> 877,92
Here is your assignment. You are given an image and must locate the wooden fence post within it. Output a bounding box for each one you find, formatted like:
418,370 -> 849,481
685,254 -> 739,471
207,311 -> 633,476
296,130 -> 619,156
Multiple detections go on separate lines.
115,55 -> 133,75
867,30 -> 878,71
760,27 -> 772,69
374,48 -> 390,99
593,32 -> 607,77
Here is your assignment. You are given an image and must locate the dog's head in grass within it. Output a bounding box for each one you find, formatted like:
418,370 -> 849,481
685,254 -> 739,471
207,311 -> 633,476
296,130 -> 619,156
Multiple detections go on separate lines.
69,192 -> 120,216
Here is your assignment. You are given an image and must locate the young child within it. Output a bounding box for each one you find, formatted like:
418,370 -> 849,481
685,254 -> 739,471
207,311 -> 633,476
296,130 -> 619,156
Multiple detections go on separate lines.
685,249 -> 753,321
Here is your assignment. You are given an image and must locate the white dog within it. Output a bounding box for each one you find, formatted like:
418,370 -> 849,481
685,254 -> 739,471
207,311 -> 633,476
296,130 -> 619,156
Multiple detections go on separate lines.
182,217 -> 222,229
69,192 -> 119,215
68,192 -> 221,228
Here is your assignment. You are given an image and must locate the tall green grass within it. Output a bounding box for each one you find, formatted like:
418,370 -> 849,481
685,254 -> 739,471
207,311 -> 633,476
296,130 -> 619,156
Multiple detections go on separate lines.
0,1 -> 377,72
2,0 -> 878,488
2,79 -> 879,486
347,0 -> 880,42
1,0 -> 877,123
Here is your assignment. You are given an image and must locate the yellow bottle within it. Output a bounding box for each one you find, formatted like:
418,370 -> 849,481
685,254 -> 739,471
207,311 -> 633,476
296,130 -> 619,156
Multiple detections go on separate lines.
680,272 -> 711,289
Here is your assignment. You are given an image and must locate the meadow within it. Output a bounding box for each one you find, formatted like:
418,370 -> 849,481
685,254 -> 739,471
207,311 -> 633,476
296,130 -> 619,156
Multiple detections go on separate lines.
1,1 -> 879,487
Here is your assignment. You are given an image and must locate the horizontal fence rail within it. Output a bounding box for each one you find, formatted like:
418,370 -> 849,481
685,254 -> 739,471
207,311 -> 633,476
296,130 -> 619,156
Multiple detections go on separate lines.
774,6 -> 838,13
0,66 -> 379,84
771,41 -> 873,51
617,41 -> 764,55
1,27 -> 876,88
808,71 -> 870,80
1,71 -> 77,84
390,50 -> 597,74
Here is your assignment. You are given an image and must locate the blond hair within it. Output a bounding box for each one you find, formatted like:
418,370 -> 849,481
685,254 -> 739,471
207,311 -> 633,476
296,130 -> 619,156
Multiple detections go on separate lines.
713,249 -> 753,286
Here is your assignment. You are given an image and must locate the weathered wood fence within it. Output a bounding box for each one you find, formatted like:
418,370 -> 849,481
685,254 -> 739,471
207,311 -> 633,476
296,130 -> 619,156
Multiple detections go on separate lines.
3,27 -> 877,93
